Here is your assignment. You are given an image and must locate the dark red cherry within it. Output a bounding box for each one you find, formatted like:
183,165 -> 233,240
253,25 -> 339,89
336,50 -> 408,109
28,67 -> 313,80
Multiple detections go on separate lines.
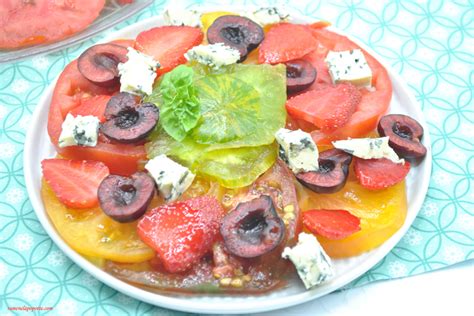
285,59 -> 317,94
207,15 -> 264,61
98,172 -> 155,223
377,114 -> 427,159
78,43 -> 128,87
296,149 -> 352,194
220,195 -> 285,258
100,92 -> 159,143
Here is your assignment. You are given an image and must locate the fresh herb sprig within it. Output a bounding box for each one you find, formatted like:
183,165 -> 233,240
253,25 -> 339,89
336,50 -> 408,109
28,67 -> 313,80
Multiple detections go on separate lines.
151,65 -> 201,141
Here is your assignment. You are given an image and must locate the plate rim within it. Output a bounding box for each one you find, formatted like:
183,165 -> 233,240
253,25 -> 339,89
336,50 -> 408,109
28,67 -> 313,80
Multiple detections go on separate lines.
23,7 -> 432,314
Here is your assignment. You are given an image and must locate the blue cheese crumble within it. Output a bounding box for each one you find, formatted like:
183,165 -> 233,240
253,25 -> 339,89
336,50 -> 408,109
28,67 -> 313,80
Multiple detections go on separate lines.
332,137 -> 404,164
118,47 -> 160,96
245,7 -> 290,26
282,233 -> 334,289
163,7 -> 201,27
275,128 -> 319,174
58,114 -> 99,148
184,43 -> 241,69
145,155 -> 195,202
325,49 -> 372,87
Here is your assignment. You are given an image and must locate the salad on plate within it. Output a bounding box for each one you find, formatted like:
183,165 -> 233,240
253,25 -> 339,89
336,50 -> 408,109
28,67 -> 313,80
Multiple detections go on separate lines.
39,6 -> 428,294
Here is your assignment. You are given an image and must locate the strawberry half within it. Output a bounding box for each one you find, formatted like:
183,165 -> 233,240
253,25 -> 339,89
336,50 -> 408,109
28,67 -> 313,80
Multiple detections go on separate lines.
303,209 -> 361,240
134,26 -> 203,75
258,23 -> 318,64
69,95 -> 111,123
137,196 -> 224,273
42,159 -> 110,208
286,83 -> 361,132
354,157 -> 411,190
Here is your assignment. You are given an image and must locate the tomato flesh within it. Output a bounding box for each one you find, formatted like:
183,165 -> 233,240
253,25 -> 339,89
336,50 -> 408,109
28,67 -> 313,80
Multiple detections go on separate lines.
297,172 -> 407,258
47,55 -> 146,176
103,160 -> 301,293
0,0 -> 105,49
41,180 -> 154,263
299,28 -> 393,144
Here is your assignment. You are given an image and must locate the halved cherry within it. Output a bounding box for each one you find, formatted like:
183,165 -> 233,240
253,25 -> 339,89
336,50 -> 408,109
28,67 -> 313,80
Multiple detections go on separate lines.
78,43 -> 128,87
98,172 -> 155,223
207,15 -> 264,61
100,92 -> 159,143
285,59 -> 317,94
377,114 -> 427,159
220,195 -> 285,258
296,149 -> 352,194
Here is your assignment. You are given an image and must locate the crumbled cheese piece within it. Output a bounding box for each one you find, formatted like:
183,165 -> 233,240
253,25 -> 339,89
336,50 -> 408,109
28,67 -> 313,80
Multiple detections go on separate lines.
325,49 -> 372,87
245,7 -> 290,26
332,137 -> 404,164
163,7 -> 201,27
282,233 -> 334,289
145,155 -> 195,202
184,43 -> 241,69
58,114 -> 99,148
275,128 -> 319,173
118,47 -> 160,96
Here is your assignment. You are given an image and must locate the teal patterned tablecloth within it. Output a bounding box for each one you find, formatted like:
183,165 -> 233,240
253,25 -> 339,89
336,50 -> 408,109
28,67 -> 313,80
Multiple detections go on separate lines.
0,0 -> 472,315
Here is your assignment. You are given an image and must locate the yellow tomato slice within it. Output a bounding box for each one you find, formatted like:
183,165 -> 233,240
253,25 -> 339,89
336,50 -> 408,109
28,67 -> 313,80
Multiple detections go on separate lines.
200,11 -> 235,36
297,173 -> 407,258
41,180 -> 155,263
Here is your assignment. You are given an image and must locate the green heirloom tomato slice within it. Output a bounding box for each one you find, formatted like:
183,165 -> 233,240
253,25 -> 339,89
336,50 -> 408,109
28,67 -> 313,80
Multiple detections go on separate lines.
146,126 -> 205,166
198,143 -> 278,188
145,63 -> 287,188
191,64 -> 287,150
146,128 -> 278,188
192,75 -> 260,144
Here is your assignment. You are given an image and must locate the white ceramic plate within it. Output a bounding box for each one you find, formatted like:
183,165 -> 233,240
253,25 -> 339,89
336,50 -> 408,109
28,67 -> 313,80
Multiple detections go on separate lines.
24,6 -> 432,315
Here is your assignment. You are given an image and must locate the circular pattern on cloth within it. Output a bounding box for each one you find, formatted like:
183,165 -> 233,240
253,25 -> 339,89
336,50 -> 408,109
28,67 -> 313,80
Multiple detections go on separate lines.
0,0 -> 472,314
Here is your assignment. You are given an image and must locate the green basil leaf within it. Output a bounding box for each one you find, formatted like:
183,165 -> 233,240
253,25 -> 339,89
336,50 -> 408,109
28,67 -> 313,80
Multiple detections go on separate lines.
158,65 -> 201,141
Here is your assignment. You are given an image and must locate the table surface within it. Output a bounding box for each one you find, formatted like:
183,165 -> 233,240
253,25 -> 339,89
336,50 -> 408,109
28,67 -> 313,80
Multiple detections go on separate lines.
0,0 -> 472,315
257,260 -> 474,316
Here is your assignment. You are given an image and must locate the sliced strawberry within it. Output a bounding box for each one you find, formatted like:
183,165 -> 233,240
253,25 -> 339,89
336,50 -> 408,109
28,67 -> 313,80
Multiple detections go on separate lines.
137,196 -> 224,273
134,26 -> 203,75
286,83 -> 361,132
258,23 -> 318,64
354,158 -> 411,190
42,159 -> 110,209
69,95 -> 111,122
303,209 -> 361,240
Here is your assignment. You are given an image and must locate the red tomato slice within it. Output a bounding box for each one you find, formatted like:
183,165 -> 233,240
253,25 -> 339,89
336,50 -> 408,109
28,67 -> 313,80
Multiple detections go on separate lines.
0,0 -> 105,49
58,143 -> 146,177
69,95 -> 111,122
301,28 -> 392,144
50,60 -> 116,119
47,56 -> 146,176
